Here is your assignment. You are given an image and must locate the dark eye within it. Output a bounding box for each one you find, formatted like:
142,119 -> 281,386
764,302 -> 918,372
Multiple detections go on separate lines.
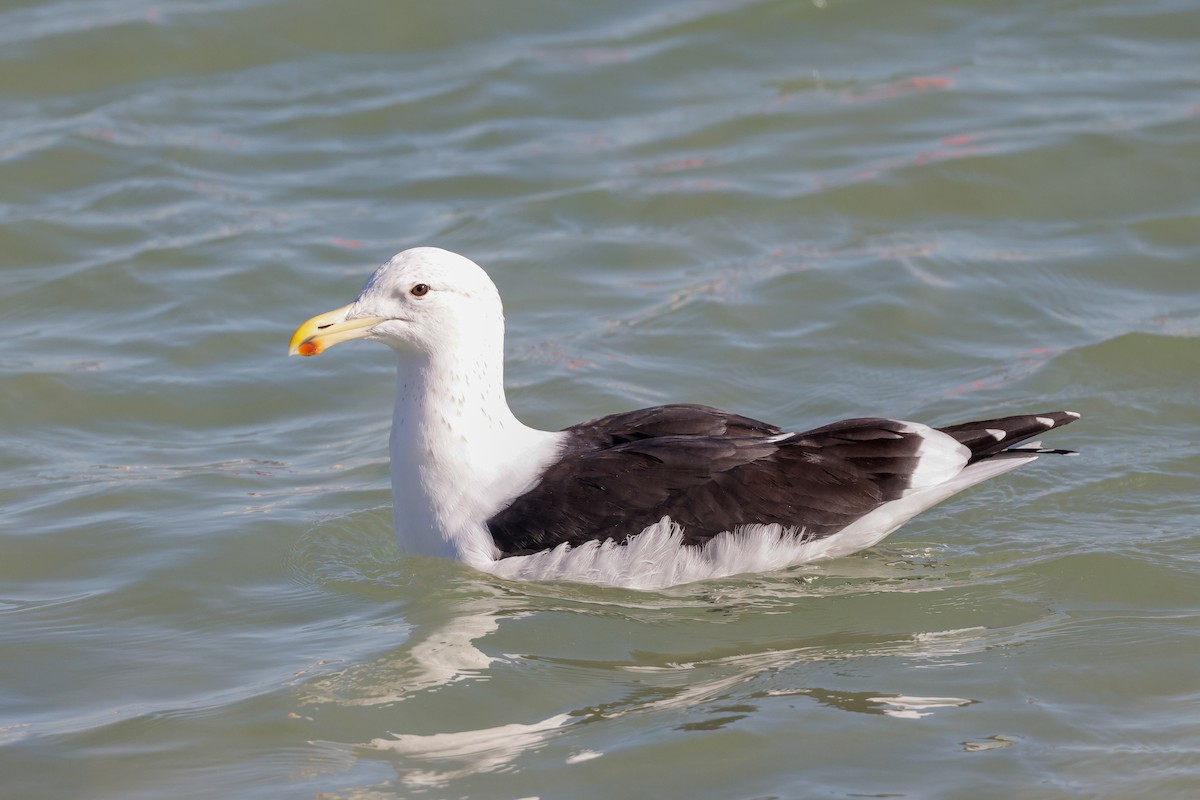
410,283 -> 430,297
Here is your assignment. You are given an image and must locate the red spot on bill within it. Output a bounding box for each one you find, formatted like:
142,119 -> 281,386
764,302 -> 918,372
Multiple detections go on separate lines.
297,341 -> 320,357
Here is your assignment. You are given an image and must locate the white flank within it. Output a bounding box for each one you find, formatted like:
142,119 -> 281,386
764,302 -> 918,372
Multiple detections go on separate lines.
486,518 -> 842,590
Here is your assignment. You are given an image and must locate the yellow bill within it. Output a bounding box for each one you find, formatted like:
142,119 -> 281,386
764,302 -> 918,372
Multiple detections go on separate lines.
288,304 -> 388,356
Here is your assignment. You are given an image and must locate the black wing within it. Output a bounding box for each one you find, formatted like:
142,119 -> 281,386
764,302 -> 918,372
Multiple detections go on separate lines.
487,408 -> 938,556
487,406 -> 1079,557
938,411 -> 1080,462
565,403 -> 783,447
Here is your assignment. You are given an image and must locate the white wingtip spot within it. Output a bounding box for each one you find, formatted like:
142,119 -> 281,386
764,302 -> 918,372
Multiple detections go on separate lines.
1036,416 -> 1055,427
1065,411 -> 1081,419
985,428 -> 1006,441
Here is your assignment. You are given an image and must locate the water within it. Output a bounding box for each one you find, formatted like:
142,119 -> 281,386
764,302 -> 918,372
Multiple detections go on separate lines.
3,0 -> 1199,797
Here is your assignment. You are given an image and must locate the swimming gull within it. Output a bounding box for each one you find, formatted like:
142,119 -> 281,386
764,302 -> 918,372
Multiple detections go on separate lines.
289,247 -> 1079,589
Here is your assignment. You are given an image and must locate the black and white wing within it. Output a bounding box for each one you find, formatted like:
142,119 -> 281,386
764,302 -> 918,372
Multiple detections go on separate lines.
488,405 -> 1075,556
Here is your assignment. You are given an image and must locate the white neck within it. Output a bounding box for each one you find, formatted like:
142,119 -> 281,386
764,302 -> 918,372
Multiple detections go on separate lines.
387,343 -> 564,567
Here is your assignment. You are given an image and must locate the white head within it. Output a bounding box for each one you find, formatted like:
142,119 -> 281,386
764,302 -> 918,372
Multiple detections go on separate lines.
289,247 -> 557,567
289,247 -> 505,360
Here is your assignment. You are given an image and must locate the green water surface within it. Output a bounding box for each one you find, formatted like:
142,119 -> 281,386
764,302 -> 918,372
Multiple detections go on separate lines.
2,1 -> 1199,798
